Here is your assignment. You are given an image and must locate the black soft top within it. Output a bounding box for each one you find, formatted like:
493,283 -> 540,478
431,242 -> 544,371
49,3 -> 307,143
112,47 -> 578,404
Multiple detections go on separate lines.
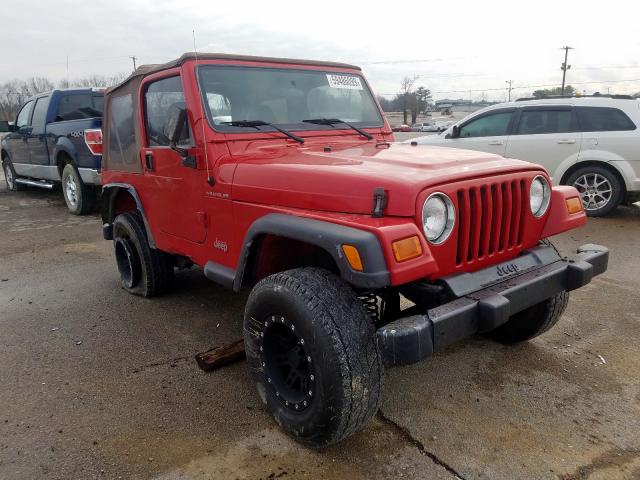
110,52 -> 361,92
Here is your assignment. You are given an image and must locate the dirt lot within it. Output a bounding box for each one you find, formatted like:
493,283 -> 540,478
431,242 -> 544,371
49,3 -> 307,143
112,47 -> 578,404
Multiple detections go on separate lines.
1,172 -> 639,480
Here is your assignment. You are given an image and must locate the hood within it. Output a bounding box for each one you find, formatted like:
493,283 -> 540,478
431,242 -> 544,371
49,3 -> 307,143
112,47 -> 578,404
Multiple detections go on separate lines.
231,141 -> 542,217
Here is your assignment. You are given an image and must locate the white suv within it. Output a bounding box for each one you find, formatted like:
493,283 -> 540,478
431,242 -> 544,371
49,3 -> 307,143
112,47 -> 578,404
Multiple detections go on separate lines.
411,95 -> 640,216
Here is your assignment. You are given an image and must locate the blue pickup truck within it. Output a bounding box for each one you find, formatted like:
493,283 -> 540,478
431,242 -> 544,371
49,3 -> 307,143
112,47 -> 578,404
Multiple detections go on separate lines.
1,88 -> 104,214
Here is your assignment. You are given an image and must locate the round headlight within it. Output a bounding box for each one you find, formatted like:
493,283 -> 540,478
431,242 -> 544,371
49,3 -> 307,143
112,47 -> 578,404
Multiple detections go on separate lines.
422,193 -> 455,244
530,175 -> 551,217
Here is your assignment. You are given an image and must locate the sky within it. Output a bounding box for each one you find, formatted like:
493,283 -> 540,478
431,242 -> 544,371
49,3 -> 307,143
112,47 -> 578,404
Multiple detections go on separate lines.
2,0 -> 640,101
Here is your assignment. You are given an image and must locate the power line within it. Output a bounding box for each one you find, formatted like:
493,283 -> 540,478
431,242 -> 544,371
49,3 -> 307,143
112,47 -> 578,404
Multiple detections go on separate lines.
377,77 -> 640,97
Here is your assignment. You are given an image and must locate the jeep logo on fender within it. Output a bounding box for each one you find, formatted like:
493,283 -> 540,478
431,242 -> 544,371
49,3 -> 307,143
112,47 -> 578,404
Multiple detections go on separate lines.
497,263 -> 519,277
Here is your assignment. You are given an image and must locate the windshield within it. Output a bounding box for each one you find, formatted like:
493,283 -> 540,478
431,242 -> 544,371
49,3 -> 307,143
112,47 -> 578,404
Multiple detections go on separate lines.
197,65 -> 383,132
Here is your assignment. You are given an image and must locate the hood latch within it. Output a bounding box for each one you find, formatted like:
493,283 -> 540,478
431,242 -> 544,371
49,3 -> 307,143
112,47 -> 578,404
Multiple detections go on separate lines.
372,187 -> 388,218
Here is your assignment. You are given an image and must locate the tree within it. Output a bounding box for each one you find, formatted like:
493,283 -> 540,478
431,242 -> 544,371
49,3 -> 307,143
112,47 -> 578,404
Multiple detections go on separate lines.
399,75 -> 418,124
532,85 -> 575,98
0,74 -> 128,121
411,86 -> 432,124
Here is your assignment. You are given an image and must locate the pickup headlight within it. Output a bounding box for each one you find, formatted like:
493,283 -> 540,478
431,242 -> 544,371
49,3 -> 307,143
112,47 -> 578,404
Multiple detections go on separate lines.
530,176 -> 551,217
422,193 -> 455,244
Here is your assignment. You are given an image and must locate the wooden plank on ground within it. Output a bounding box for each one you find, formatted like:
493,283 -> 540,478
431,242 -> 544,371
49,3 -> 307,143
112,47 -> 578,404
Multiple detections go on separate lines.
195,339 -> 245,372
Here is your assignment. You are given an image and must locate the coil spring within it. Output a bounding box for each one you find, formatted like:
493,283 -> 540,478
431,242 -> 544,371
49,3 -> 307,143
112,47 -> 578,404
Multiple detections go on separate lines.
359,292 -> 380,323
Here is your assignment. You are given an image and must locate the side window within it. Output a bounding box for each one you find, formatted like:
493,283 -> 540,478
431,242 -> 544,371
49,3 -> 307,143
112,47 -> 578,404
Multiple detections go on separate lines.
144,76 -> 190,147
108,94 -> 136,165
56,93 -> 104,121
459,111 -> 512,138
31,97 -> 50,132
16,100 -> 35,128
516,109 -> 574,135
577,107 -> 636,132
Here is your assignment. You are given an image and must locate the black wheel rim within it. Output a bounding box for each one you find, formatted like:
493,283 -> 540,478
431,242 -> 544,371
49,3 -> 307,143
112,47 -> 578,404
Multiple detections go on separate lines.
261,315 -> 315,412
114,236 -> 140,288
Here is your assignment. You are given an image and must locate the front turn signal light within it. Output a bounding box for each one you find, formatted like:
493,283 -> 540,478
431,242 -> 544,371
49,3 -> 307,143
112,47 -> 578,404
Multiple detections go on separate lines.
566,197 -> 583,214
392,236 -> 423,262
342,244 -> 364,271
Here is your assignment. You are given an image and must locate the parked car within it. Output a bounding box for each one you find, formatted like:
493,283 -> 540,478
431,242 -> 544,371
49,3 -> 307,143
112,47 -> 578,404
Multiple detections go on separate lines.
1,88 -> 104,214
411,95 -> 640,216
99,52 -> 607,447
412,122 -> 439,132
392,124 -> 412,132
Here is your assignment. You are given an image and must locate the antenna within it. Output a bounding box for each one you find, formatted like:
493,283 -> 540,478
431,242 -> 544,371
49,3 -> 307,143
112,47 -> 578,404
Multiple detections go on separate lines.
193,29 -> 214,186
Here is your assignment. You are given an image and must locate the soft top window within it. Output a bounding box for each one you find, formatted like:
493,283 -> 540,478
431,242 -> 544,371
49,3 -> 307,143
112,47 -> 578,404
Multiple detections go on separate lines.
197,65 -> 383,132
107,93 -> 136,165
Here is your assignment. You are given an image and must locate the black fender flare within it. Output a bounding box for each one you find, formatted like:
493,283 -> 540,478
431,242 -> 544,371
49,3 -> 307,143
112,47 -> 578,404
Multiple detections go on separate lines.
101,183 -> 156,249
204,213 -> 390,291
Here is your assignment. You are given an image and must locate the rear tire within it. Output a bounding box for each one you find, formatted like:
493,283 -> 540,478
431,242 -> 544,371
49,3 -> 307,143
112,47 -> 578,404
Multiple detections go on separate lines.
62,163 -> 96,215
244,268 -> 384,447
112,212 -> 174,297
2,156 -> 26,191
566,165 -> 623,217
488,291 -> 569,344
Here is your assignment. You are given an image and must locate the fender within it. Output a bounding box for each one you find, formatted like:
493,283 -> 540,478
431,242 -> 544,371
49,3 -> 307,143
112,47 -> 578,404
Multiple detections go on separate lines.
542,186 -> 587,238
52,136 -> 78,167
101,183 -> 156,248
204,214 -> 390,292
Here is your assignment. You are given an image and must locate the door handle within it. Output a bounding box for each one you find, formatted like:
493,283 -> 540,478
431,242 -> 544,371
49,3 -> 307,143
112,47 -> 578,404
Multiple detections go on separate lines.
557,139 -> 576,144
144,152 -> 154,171
488,140 -> 504,146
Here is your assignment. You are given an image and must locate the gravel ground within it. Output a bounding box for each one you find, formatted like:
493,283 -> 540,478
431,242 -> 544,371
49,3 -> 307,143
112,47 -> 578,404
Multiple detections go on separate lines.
1,170 -> 639,480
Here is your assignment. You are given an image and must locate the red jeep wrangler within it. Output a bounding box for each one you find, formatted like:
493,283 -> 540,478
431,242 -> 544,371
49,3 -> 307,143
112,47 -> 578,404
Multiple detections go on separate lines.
100,53 -> 608,447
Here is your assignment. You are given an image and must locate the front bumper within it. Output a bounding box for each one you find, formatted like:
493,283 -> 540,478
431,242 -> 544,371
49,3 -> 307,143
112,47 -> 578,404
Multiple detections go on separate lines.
377,243 -> 609,366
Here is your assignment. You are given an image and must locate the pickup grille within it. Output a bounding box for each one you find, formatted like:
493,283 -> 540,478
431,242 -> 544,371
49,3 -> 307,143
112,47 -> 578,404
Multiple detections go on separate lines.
455,179 -> 528,266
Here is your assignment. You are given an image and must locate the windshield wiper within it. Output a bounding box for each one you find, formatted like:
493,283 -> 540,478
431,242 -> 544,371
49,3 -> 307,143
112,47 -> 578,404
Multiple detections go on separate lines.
302,118 -> 374,140
224,120 -> 304,144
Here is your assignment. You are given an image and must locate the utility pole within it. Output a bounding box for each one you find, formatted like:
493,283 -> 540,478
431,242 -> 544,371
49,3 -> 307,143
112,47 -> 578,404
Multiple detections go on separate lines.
505,80 -> 513,101
560,46 -> 573,95
129,55 -> 137,71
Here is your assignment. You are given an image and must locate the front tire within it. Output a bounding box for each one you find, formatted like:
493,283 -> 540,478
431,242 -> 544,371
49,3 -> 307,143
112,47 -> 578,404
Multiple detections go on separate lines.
244,268 -> 384,447
488,291 -> 569,344
2,156 -> 25,191
566,165 -> 623,217
61,163 -> 96,215
112,212 -> 174,297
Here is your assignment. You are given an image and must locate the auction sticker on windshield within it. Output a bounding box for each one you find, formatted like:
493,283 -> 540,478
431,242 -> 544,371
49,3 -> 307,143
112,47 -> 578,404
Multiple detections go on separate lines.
326,74 -> 363,90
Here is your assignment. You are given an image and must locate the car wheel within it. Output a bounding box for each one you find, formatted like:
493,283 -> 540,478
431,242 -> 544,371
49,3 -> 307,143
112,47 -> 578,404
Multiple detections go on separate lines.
2,156 -> 25,191
566,166 -> 623,217
61,164 -> 97,215
244,267 -> 384,447
112,212 -> 174,297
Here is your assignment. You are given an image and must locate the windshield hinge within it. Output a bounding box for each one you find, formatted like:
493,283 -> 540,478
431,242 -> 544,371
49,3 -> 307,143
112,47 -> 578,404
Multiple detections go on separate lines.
372,187 -> 388,218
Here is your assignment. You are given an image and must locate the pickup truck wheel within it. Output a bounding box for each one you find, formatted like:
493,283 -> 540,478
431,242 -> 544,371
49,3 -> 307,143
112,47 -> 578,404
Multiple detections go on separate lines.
488,291 -> 569,344
244,268 -> 384,447
61,164 -> 96,215
566,166 -> 623,217
2,157 -> 25,191
112,212 -> 174,297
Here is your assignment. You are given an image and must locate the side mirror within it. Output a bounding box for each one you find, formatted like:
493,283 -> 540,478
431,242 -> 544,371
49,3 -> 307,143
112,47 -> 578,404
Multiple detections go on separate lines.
0,121 -> 10,133
450,125 -> 460,139
162,106 -> 188,153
